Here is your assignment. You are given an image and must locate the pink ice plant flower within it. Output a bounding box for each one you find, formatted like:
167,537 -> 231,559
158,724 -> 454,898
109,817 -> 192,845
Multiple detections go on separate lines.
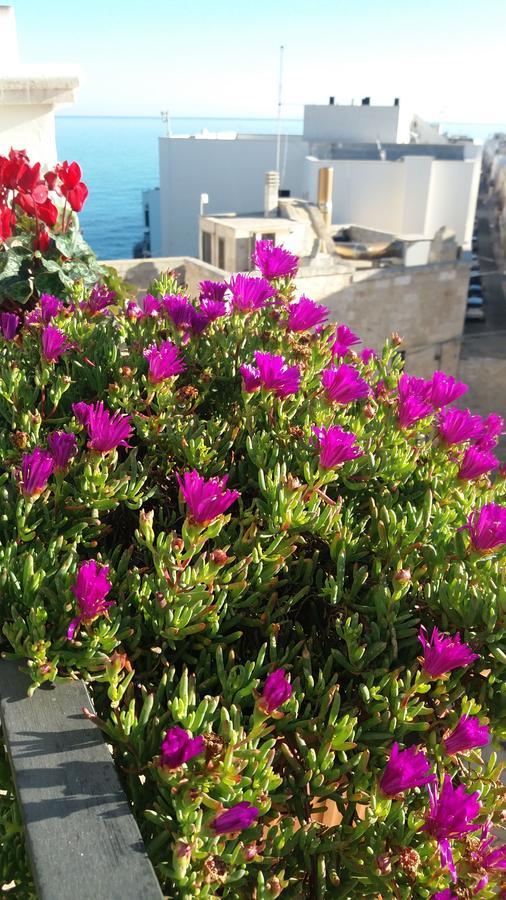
25,294 -> 64,325
160,726 -> 205,769
422,775 -> 481,882
463,503 -> 506,552
72,401 -> 93,426
419,626 -> 479,677
380,743 -> 434,797
0,311 -> 20,340
199,280 -> 228,302
397,373 -> 433,428
176,469 -> 240,525
227,274 -> 277,312
443,715 -> 490,756
211,802 -> 259,835
458,446 -> 498,481
240,351 -> 301,398
260,669 -> 292,714
47,431 -> 78,472
85,402 -> 133,453
252,239 -> 299,280
67,560 -> 114,640
312,425 -> 363,469
19,448 -> 54,497
41,324 -> 71,363
126,294 -> 162,319
144,340 -> 186,384
80,283 -> 116,314
431,890 -> 458,900
426,371 -> 468,408
322,364 -> 370,404
359,347 -> 378,364
200,297 -> 230,322
476,412 -> 504,450
286,296 -> 328,331
163,294 -> 197,329
470,821 -> 506,892
438,408 -> 485,447
330,324 -> 361,358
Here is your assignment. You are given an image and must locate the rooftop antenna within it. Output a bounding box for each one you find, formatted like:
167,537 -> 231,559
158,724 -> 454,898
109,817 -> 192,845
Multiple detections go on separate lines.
275,45 -> 284,176
161,110 -> 171,137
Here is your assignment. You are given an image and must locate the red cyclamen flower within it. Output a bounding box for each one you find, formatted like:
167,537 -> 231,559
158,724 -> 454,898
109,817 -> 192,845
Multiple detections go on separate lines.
418,626 -> 479,677
458,446 -> 498,481
211,802 -> 259,835
19,448 -> 54,497
177,469 -> 240,524
322,364 -> 370,404
379,742 -> 434,796
312,425 -> 363,468
260,669 -> 292,714
438,408 -> 485,446
68,560 -> 114,640
443,715 -> 490,755
464,503 -> 506,552
227,274 -> 277,312
422,775 -> 481,882
286,296 -> 328,331
160,726 -> 205,769
57,160 -> 89,211
252,239 -> 299,280
330,324 -> 361,358
41,325 -> 71,363
85,402 -> 133,453
47,431 -> 78,471
0,311 -> 20,340
144,340 -> 186,384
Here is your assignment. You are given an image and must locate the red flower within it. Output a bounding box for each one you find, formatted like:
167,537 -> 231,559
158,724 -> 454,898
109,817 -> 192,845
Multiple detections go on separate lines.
44,170 -> 58,191
0,205 -> 15,241
65,181 -> 88,212
0,149 -> 29,190
34,227 -> 50,252
57,161 -> 88,212
16,192 -> 58,227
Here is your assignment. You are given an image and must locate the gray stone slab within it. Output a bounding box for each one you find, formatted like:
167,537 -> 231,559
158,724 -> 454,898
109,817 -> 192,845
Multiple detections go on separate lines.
0,660 -> 163,900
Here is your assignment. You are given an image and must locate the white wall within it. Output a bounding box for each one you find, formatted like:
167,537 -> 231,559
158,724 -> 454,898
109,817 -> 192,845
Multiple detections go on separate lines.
424,161 -> 478,247
159,135 -> 308,256
303,104 -> 400,143
0,104 -> 58,168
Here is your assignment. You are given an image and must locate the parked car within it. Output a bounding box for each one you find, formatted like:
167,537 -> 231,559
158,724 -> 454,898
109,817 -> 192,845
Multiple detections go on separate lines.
467,294 -> 484,307
468,285 -> 483,297
469,275 -> 482,287
466,306 -> 485,322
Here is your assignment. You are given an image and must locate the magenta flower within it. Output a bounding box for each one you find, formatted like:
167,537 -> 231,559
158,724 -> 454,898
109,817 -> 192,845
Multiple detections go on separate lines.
163,294 -> 195,327
47,431 -> 78,471
68,559 -> 114,640
72,401 -> 93,426
470,822 -> 506,892
360,347 -> 378,364
397,373 -> 432,428
331,324 -> 361,358
81,283 -> 116,314
322,364 -> 370,404
422,776 -> 481,881
379,743 -> 434,797
431,891 -> 458,900
426,371 -> 468,408
419,626 -> 479,677
211,802 -> 259,835
144,340 -> 186,384
260,669 -> 292,714
126,294 -> 162,319
200,298 -> 229,322
0,311 -> 20,339
160,726 -> 205,769
464,503 -> 506,552
443,715 -> 490,755
458,446 -> 498,481
41,324 -> 71,363
476,412 -> 504,450
228,274 -> 276,312
243,351 -> 301,398
40,294 -> 65,323
438,408 -> 485,446
312,425 -> 363,468
286,296 -> 328,331
85,402 -> 133,453
19,448 -> 54,497
199,280 -> 228,302
176,469 -> 240,524
252,239 -> 298,280
240,364 -> 262,393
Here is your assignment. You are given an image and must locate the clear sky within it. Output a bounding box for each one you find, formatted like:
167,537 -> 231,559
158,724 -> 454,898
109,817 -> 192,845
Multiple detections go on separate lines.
10,0 -> 506,123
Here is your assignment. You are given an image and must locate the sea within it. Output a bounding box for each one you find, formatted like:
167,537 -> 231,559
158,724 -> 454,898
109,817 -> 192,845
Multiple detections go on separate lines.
55,116 -> 506,261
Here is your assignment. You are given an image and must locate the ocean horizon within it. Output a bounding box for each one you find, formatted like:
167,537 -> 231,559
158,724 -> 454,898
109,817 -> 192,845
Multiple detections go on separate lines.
56,115 -> 506,261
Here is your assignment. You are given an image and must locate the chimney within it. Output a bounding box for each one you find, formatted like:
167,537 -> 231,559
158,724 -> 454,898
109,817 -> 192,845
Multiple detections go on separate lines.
329,96 -> 335,105
317,167 -> 333,229
394,97 -> 400,106
361,96 -> 370,106
264,170 -> 280,218
0,6 -> 20,69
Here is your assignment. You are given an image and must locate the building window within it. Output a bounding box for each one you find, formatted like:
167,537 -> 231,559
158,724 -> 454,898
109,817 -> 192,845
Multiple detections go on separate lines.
218,237 -> 225,270
144,207 -> 150,228
261,232 -> 276,242
202,231 -> 212,263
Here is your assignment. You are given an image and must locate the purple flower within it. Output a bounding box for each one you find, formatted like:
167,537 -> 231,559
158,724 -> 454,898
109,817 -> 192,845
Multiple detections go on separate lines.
252,239 -> 298,280
19,448 -> 54,497
260,669 -> 292,714
431,891 -> 458,900
422,776 -> 481,881
200,298 -> 229,322
85,402 -> 133,453
199,280 -> 228,302
419,626 -> 479,677
322,364 -> 370,404
240,364 -> 262,393
163,294 -> 196,327
176,469 -> 240,524
144,340 -> 186,384
360,347 -> 378,364
379,743 -> 434,797
126,294 -> 162,319
397,374 -> 432,428
228,274 -> 277,312
312,425 -> 363,468
0,311 -> 20,340
211,802 -> 259,835
438,408 -> 485,446
240,351 -> 300,398
41,325 -> 71,363
458,446 -> 498,481
286,296 -> 328,332
160,726 -> 205,769
81,283 -> 116,314
40,294 -> 65,323
470,822 -> 506,891
464,503 -> 506,552
331,324 -> 361,358
443,715 -> 490,755
68,559 -> 114,640
47,431 -> 78,472
476,413 -> 504,450
426,371 -> 468,408
72,401 -> 93,426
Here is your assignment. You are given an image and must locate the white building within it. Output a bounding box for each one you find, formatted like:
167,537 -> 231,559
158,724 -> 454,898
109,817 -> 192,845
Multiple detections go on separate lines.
0,5 -> 79,167
145,98 -> 481,260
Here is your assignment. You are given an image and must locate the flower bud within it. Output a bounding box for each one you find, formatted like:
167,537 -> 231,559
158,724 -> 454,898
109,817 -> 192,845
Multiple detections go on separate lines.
210,549 -> 229,565
391,331 -> 403,346
377,853 -> 391,874
394,568 -> 411,584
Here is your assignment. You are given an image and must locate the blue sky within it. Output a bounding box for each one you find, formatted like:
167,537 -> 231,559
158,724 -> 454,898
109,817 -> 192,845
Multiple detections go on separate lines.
10,0 -> 506,122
